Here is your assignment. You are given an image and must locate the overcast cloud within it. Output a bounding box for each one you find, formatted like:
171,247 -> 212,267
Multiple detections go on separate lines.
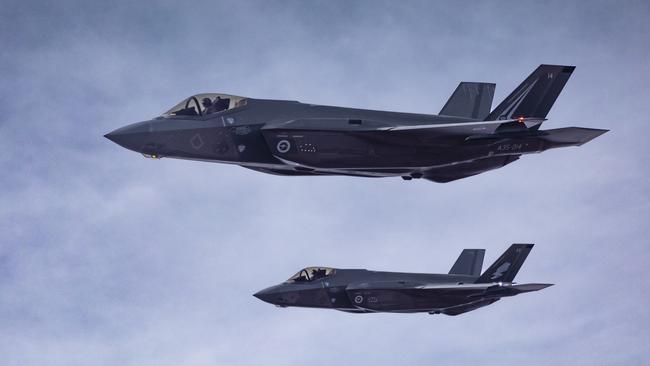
1,1 -> 648,365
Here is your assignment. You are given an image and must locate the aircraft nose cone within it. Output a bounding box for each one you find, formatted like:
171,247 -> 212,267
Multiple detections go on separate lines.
104,121 -> 153,153
103,130 -> 121,144
253,288 -> 276,304
254,284 -> 293,306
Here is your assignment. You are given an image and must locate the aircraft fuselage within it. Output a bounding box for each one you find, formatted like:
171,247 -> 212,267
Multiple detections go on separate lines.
105,65 -> 607,182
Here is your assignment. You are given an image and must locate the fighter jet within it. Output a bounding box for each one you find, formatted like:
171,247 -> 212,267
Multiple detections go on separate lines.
254,244 -> 550,315
105,65 -> 607,182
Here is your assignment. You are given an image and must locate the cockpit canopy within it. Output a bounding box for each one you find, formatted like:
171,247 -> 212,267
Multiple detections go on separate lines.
286,267 -> 336,283
163,93 -> 247,117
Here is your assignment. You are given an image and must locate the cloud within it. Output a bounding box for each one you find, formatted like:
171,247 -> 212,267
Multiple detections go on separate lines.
1,1 -> 648,365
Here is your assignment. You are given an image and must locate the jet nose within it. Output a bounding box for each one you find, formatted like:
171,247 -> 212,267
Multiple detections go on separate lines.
104,121 -> 154,153
103,130 -> 123,145
253,288 -> 276,304
254,285 -> 293,306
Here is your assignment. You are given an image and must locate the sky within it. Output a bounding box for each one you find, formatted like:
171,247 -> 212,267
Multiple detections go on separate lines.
1,1 -> 648,365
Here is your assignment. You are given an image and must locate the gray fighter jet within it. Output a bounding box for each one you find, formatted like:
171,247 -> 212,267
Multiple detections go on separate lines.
105,65 -> 607,182
254,244 -> 550,315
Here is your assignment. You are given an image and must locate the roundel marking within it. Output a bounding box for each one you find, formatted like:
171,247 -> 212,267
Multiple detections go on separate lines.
276,139 -> 291,153
354,295 -> 363,304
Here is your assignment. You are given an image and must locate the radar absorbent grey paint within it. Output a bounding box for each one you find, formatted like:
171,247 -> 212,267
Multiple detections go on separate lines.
254,244 -> 550,315
105,65 -> 607,183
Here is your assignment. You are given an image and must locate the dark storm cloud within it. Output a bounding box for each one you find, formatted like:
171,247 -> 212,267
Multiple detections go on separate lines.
1,1 -> 648,365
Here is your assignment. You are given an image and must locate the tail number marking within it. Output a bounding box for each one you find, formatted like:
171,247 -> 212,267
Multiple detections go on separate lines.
496,143 -> 523,152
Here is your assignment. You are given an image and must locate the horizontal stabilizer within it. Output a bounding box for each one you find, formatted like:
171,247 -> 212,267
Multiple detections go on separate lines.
540,127 -> 608,146
449,249 -> 485,276
510,283 -> 553,292
440,82 -> 495,120
462,282 -> 552,301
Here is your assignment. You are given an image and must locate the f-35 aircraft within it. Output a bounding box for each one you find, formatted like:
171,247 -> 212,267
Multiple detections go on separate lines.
105,65 -> 607,182
254,244 -> 550,315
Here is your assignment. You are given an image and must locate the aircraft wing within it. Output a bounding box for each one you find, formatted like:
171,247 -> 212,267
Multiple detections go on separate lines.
260,118 -> 604,174
344,282 -> 493,312
261,117 -> 544,158
262,117 -> 543,137
439,299 -> 500,316
424,155 -> 520,183
441,283 -> 551,316
344,282 -> 551,313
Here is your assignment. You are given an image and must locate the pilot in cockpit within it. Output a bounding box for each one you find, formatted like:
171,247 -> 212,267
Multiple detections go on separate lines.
310,268 -> 327,280
201,97 -> 213,111
202,96 -> 230,115
213,96 -> 230,112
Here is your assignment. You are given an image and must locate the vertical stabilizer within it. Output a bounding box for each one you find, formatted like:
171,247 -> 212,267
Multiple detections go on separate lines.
449,249 -> 486,276
476,244 -> 533,283
486,65 -> 575,121
440,82 -> 495,120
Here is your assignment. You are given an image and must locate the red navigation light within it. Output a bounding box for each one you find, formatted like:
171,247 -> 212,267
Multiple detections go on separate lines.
517,116 -> 525,124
